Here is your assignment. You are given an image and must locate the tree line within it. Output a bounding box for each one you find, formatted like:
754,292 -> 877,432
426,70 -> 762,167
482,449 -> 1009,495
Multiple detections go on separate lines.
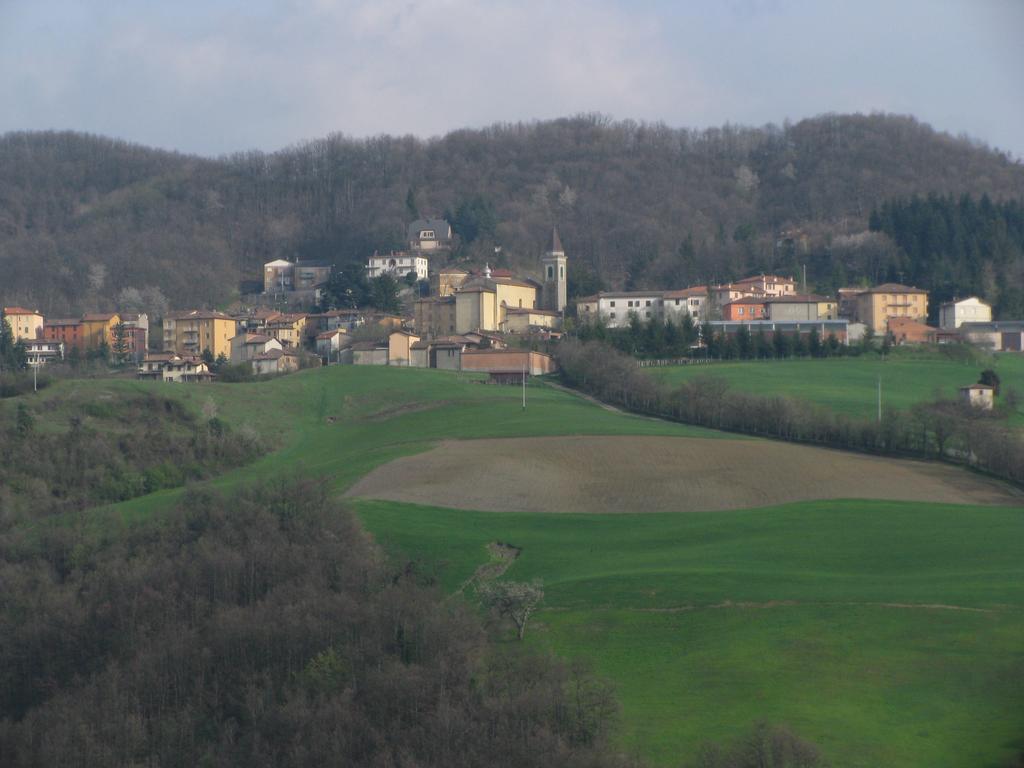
2,113 -> 1022,316
557,339 -> 1024,488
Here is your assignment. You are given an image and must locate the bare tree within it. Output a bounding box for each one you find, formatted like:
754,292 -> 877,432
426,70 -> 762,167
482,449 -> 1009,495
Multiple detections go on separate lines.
477,579 -> 544,640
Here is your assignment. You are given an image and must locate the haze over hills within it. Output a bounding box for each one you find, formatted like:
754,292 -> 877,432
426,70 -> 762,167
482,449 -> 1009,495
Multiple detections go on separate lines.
1,112 -> 1023,315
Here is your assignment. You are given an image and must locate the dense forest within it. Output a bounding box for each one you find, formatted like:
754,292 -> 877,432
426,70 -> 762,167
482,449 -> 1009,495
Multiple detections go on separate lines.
1,113 -> 1022,316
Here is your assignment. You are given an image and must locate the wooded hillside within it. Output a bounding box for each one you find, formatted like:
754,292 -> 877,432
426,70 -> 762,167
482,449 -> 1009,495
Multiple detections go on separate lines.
1,113 -> 1022,315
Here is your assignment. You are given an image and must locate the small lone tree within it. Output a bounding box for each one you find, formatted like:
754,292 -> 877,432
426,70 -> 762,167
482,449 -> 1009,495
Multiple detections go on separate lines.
477,579 -> 544,640
979,368 -> 1001,395
111,321 -> 130,365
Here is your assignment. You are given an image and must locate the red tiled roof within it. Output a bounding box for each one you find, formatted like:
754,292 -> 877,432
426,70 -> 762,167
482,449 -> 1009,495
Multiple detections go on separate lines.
3,306 -> 41,316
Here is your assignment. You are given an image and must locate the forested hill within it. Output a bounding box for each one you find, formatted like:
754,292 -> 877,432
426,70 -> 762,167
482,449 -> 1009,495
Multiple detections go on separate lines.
2,113 -> 1023,315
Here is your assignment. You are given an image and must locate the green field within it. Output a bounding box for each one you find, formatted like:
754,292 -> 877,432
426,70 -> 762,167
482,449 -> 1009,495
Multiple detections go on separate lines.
10,365 -> 1024,766
646,351 -> 1024,424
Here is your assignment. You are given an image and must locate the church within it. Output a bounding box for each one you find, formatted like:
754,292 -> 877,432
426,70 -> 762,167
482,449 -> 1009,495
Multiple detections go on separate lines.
414,228 -> 566,337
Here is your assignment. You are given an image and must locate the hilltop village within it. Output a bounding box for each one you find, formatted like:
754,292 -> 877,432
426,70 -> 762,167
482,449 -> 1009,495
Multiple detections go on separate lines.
2,217 -> 1022,389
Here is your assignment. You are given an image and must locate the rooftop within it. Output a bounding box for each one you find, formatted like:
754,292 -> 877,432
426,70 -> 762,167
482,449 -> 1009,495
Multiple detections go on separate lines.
862,283 -> 928,294
3,306 -> 41,316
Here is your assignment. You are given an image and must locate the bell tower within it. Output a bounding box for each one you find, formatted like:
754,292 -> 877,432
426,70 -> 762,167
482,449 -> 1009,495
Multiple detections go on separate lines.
541,226 -> 567,312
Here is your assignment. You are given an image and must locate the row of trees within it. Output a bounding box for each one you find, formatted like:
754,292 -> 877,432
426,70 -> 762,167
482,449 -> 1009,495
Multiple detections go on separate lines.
0,480 -> 633,767
557,340 -> 1024,487
575,314 -> 864,361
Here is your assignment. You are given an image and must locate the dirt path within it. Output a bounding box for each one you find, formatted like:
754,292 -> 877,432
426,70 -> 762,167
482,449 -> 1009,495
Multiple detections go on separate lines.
347,435 -> 1024,513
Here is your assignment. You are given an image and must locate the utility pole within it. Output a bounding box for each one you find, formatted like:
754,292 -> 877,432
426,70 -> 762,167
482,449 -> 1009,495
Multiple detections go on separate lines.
33,361 -> 37,393
877,375 -> 881,423
522,357 -> 527,410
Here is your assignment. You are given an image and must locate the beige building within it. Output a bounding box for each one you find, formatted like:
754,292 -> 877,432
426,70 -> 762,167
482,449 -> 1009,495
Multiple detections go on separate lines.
230,333 -> 283,364
164,310 -> 237,358
939,297 -> 991,330
959,384 -> 994,410
252,349 -> 300,376
3,307 -> 44,341
501,308 -> 562,333
460,349 -> 557,377
733,273 -> 796,298
429,266 -> 469,297
81,313 -> 121,351
662,287 -> 708,324
453,275 -> 538,334
388,330 -> 421,366
855,284 -> 929,334
265,314 -> 307,347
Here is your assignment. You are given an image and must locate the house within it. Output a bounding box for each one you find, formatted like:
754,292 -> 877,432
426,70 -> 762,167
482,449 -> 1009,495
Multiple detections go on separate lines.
251,348 -> 301,376
3,307 -> 44,341
959,321 -> 1024,352
264,313 -> 307,347
429,266 -> 469,297
722,297 -> 766,321
81,313 -> 121,351
959,384 -> 994,410
460,349 -> 557,379
306,309 -> 365,337
764,295 -> 837,322
24,339 -> 64,366
120,313 -> 149,361
855,284 -> 929,334
138,353 -> 212,382
316,329 -> 351,360
662,287 -> 708,324
263,259 -> 333,294
415,296 -> 458,337
230,333 -> 283,364
576,291 -> 665,328
501,307 -> 562,333
352,342 -> 389,365
163,310 -> 237,358
939,297 -> 992,330
43,319 -> 85,352
733,274 -> 796,298
408,217 -> 453,252
366,251 -> 429,281
388,330 -> 421,366
836,288 -> 863,319
887,317 -> 937,345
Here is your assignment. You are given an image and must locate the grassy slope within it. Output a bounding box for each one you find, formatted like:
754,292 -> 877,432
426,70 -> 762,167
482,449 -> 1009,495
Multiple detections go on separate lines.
10,366 -> 1024,766
647,352 -> 1024,424
357,499 -> 1024,768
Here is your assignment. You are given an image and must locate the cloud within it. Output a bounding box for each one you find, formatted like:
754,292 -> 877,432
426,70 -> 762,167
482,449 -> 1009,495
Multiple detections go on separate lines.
0,0 -> 1020,158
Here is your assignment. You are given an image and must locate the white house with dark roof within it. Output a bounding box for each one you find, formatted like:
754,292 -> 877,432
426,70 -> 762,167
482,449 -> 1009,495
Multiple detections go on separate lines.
408,218 -> 453,251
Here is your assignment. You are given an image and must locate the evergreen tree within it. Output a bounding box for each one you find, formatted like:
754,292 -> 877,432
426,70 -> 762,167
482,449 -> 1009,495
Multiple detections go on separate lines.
111,322 -> 130,365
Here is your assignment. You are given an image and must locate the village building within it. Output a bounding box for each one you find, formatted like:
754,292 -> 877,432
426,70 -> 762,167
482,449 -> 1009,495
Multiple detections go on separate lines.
315,329 -> 351,360
163,310 -> 237,359
264,313 -> 307,347
429,266 -> 469,297
305,309 -> 366,337
732,273 -> 796,298
388,330 -> 421,366
230,333 -> 283,364
366,251 -> 429,281
43,318 -> 85,352
836,287 -> 863,319
81,313 -> 121,351
120,313 -> 149,361
501,307 -> 562,334
855,283 -> 929,334
460,349 -> 557,382
959,321 -> 1024,352
408,218 -> 453,252
576,290 -> 666,328
722,297 -> 766,321
138,353 -> 213,383
414,295 -> 458,337
24,339 -> 64,366
453,270 -> 540,334
707,319 -> 850,345
352,341 -> 389,365
887,317 -> 938,345
939,297 -> 992,329
662,287 -> 708,324
764,295 -> 837,322
959,383 -> 994,410
263,259 -> 333,294
3,307 -> 44,341
251,348 -> 301,376
540,227 -> 568,313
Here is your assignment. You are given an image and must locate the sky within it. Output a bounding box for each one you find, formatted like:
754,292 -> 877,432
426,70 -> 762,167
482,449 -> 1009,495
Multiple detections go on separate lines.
1,0 -> 1021,158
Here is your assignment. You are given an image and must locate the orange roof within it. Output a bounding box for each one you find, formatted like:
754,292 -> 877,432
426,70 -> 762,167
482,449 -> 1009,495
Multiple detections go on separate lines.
3,306 -> 41,316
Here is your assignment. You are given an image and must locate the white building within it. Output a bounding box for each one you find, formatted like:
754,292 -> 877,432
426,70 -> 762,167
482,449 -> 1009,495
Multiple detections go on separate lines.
25,339 -> 64,366
408,218 -> 453,251
939,297 -> 992,329
577,288 -> 708,329
366,251 -> 429,281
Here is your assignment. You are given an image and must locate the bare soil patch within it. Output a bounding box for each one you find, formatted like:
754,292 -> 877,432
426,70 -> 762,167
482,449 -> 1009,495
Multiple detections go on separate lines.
347,436 -> 1024,513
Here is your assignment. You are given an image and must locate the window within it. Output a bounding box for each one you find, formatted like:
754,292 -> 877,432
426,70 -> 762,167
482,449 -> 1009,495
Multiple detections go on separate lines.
560,266 -> 564,279
738,307 -> 744,316
547,266 -> 554,279
645,311 -> 651,318
609,312 -> 616,319
610,301 -> 616,307
675,299 -> 681,306
627,300 -> 633,308
645,300 -> 652,306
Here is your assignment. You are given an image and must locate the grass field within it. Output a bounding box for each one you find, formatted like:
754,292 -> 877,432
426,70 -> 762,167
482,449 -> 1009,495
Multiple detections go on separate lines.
646,351 -> 1024,424
9,365 -> 1024,766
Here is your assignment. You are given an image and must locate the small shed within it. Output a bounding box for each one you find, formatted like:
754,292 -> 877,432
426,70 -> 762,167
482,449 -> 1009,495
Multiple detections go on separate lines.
959,383 -> 994,410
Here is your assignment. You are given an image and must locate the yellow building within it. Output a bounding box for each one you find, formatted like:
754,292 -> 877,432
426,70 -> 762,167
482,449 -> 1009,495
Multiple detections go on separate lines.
855,284 -> 929,334
80,313 -> 121,350
388,330 -> 421,366
429,266 -> 469,297
453,276 -> 538,334
164,310 -> 237,358
265,313 -> 307,347
2,307 -> 44,342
